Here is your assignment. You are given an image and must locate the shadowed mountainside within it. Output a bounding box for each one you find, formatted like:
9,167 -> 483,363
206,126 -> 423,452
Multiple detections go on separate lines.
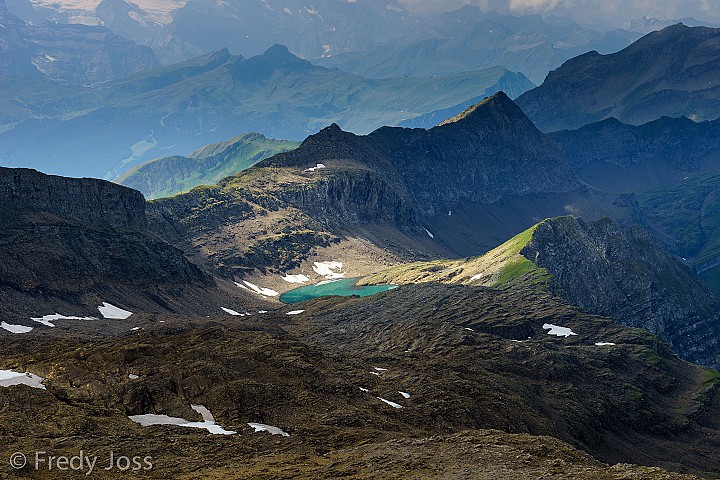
517,24 -> 720,132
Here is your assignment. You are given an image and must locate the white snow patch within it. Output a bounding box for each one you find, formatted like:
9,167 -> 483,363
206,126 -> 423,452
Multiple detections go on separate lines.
464,327 -> 474,332
248,422 -> 290,436
31,313 -> 97,327
376,397 -> 403,409
316,279 -> 342,286
222,307 -> 243,316
98,303 -> 133,319
258,310 -> 268,314
129,405 -> 236,435
369,371 -> 381,376
237,281 -> 279,297
313,261 -> 345,279
373,367 -> 388,371
399,391 -> 411,399
595,342 -> 617,346
283,6 -> 292,14
470,273 -> 484,281
1,322 -> 33,334
286,310 -> 305,315
128,374 -> 139,380
359,387 -> 369,392
424,228 -> 434,239
281,274 -> 310,284
130,327 -> 141,331
304,163 -> 327,173
0,370 -> 46,390
543,323 -> 577,337
44,54 -> 56,62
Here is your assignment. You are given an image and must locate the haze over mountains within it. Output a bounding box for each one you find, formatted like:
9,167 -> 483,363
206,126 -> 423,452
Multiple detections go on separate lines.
4,5 -> 720,478
6,0 -> 687,84
0,44 -> 532,178
0,0 -> 159,84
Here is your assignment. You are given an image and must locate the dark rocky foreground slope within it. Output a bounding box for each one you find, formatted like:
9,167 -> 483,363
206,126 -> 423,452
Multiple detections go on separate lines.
0,284 -> 718,478
517,24 -> 720,132
0,167 -> 256,323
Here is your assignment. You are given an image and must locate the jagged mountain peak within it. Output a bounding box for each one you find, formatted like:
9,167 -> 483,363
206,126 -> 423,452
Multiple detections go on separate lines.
254,43 -> 312,68
436,91 -> 531,129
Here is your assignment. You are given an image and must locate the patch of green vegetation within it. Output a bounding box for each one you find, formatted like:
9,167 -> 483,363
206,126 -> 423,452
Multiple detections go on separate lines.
362,220 -> 553,291
493,257 -> 550,288
635,174 -> 720,295
117,133 -> 299,199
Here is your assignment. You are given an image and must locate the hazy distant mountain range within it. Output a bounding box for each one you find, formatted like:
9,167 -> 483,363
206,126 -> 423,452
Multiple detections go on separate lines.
0,0 -> 159,84
316,7 -> 640,84
0,44 -> 533,178
7,0 -> 702,85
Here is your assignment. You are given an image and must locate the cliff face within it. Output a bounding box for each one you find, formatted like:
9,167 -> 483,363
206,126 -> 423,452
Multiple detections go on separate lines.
0,167 -> 214,314
0,167 -> 147,230
521,216 -> 720,367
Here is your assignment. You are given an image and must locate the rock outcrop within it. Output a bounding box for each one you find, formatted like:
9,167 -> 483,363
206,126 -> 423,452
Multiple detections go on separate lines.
363,215 -> 720,369
522,217 -> 720,368
0,167 -> 221,318
261,92 -> 581,215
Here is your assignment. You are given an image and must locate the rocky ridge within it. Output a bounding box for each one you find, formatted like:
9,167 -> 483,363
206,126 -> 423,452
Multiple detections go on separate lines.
362,216 -> 720,369
148,92 -> 584,282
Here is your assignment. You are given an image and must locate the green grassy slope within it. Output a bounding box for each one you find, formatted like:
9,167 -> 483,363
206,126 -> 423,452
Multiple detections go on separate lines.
360,221 -> 550,290
116,133 -> 299,199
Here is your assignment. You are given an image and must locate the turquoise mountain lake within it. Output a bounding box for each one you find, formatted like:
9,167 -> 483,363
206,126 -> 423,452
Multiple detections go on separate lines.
279,278 -> 397,304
